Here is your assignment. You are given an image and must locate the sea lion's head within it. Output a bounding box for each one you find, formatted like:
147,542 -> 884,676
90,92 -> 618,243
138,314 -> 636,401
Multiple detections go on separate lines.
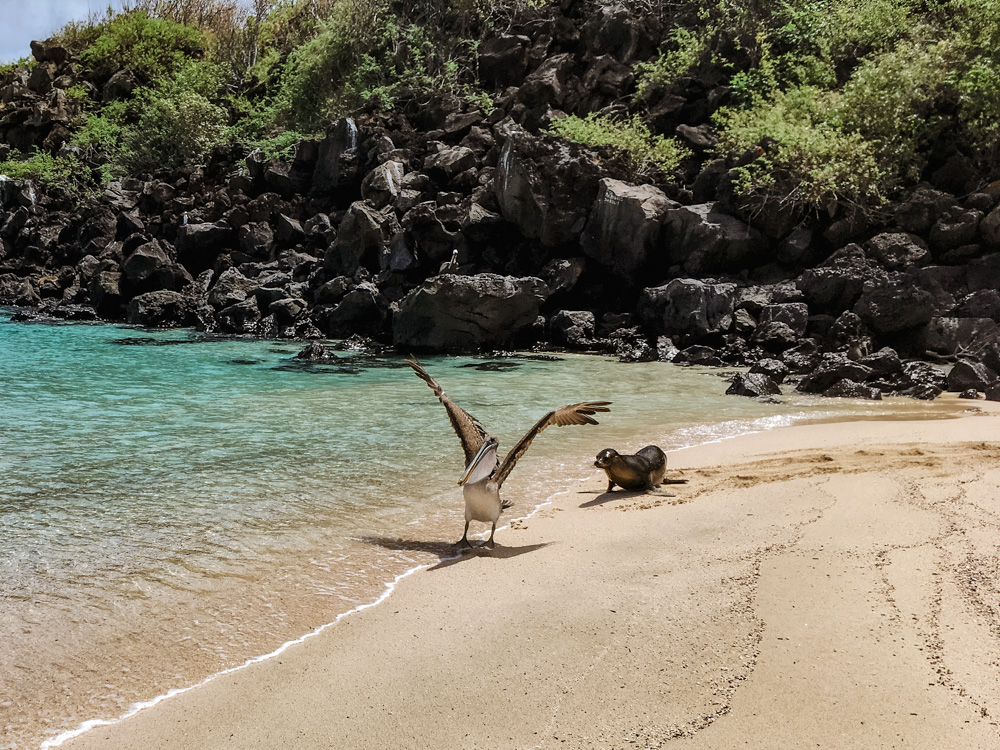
594,448 -> 620,469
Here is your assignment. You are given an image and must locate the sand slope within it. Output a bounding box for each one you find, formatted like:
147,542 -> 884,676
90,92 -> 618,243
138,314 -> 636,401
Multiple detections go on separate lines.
63,406 -> 1000,749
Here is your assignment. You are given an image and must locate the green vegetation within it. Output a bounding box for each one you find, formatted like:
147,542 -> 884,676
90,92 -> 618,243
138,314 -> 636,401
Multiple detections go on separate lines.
0,0 -> 996,215
649,0 -> 1000,213
634,17 -> 715,99
0,150 -> 93,196
714,87 -> 885,210
548,113 -> 691,177
78,11 -> 204,80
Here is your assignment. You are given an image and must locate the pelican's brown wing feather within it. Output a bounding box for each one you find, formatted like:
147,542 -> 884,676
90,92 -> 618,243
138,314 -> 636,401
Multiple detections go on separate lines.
494,401 -> 611,488
406,359 -> 488,465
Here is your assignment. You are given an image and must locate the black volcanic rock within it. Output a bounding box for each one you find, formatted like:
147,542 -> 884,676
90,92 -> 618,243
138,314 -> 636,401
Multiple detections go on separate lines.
726,371 -> 781,397
823,379 -> 882,400
393,273 -> 548,352
797,353 -> 873,394
637,278 -> 736,344
947,360 -> 994,392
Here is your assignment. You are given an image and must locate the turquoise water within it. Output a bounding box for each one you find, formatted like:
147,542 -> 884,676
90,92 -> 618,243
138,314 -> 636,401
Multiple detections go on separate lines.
0,312 -> 957,748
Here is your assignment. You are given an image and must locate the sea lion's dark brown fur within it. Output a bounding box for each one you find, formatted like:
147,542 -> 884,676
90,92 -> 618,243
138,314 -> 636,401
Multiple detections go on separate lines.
594,445 -> 667,492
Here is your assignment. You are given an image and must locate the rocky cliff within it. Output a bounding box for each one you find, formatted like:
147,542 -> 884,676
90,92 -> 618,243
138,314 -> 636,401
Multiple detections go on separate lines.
1,5 -> 998,402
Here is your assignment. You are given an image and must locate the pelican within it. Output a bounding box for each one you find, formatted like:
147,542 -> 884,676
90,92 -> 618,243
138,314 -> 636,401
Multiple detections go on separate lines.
407,359 -> 611,548
438,248 -> 459,274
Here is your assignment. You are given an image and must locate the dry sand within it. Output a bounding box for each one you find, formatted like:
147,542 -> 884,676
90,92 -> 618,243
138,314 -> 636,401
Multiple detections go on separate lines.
62,401 -> 1000,750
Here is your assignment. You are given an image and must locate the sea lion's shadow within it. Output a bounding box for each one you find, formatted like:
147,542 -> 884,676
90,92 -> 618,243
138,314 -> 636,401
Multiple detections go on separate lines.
357,535 -> 550,570
578,489 -> 676,508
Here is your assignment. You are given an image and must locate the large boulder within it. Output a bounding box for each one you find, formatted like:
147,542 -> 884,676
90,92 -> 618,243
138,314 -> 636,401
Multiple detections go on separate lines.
953,289 -> 1000,322
121,239 -> 192,294
324,201 -> 399,276
662,203 -> 765,274
797,244 -> 887,313
758,302 -> 809,335
516,53 -> 575,108
393,274 -> 548,352
175,221 -> 233,274
423,147 -> 477,182
207,267 -> 255,309
88,270 -> 122,315
929,206 -> 982,252
750,358 -> 789,384
853,273 -> 954,335
326,283 -> 384,337
237,222 -> 274,260
947,360 -> 995,392
980,203 -> 1000,247
494,123 -> 627,247
580,4 -> 655,62
216,298 -> 262,334
797,353 -> 873,393
967,253 -> 1000,292
312,118 -> 360,193
360,160 -> 404,208
866,232 -> 930,270
726,372 -> 781,398
102,69 -> 139,101
30,38 -> 69,65
637,278 -> 736,343
0,273 -> 39,305
579,178 -> 676,282
823,379 -> 882,400
549,310 -> 596,347
893,185 -> 955,234
478,35 -> 531,86
924,317 -> 1000,356
398,202 -> 461,269
126,291 -> 197,327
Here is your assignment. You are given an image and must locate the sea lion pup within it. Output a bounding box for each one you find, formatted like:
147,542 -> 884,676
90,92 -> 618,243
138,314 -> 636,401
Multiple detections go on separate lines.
407,358 -> 611,548
595,445 -> 667,492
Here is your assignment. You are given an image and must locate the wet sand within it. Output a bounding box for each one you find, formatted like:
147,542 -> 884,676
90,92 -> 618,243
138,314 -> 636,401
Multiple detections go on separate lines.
61,401 -> 1000,749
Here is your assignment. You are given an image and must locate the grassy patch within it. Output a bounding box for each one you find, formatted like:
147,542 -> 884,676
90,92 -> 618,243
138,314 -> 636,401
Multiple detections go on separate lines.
548,113 -> 691,178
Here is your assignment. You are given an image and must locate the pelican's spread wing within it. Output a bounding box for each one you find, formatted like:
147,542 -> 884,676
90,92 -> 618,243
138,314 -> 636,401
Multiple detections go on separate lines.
494,401 -> 612,488
406,359 -> 488,465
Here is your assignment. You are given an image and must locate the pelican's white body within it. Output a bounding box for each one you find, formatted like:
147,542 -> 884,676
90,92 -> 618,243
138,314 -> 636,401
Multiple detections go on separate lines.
463,479 -> 502,524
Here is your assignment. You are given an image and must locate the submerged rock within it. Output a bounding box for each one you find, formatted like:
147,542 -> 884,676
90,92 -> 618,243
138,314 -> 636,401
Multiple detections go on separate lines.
726,371 -> 781,397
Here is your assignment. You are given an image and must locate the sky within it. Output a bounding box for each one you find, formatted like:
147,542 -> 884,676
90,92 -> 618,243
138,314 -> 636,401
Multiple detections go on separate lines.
0,1 -> 126,62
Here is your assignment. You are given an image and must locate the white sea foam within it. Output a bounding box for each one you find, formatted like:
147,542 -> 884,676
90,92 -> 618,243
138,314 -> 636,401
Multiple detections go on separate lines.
40,561 -> 433,749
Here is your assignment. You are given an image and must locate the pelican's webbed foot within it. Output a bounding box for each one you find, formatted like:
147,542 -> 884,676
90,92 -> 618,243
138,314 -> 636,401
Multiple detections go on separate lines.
482,523 -> 497,550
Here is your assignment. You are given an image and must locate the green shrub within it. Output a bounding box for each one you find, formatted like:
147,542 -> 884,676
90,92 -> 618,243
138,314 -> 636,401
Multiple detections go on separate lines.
831,39 -> 954,182
271,0 -> 372,129
0,150 -> 94,196
635,22 -> 714,98
714,86 -> 885,210
127,88 -> 227,170
548,113 -> 691,177
78,11 -> 204,81
65,84 -> 92,104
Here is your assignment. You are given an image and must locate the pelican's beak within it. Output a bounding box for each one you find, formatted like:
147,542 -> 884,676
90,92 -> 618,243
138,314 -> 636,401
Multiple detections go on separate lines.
458,437 -> 498,485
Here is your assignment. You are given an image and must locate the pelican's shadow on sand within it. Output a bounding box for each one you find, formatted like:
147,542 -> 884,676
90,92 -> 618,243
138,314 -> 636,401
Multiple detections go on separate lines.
358,535 -> 551,570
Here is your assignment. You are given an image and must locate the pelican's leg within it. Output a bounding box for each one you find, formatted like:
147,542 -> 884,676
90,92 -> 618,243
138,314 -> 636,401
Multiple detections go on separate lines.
457,521 -> 473,548
484,523 -> 497,550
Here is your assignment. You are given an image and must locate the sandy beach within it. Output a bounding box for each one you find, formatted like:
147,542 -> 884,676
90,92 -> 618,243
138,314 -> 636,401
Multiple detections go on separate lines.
60,400 -> 1000,750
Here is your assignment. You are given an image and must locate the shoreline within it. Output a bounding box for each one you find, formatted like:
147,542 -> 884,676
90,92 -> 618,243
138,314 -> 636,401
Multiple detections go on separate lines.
50,397 -> 999,750
34,411 -> 840,748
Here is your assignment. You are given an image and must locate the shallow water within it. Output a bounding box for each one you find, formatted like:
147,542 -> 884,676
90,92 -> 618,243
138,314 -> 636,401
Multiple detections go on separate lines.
0,312 -> 959,748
